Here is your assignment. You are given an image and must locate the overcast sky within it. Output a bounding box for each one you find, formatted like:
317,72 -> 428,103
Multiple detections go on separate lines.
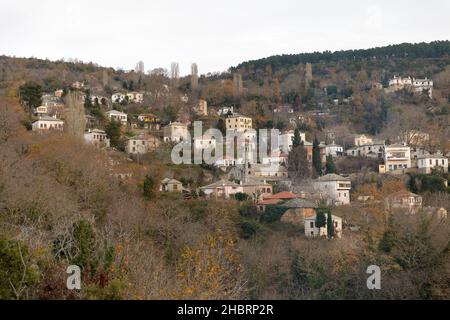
1,0 -> 449,75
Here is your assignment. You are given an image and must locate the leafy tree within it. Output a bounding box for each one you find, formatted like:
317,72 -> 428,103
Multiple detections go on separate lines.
239,219 -> 261,239
19,82 -> 42,111
260,205 -> 287,223
325,155 -> 337,174
161,105 -> 178,124
234,192 -> 249,202
71,220 -> 96,269
0,237 -> 40,299
312,137 -> 322,176
378,216 -> 396,253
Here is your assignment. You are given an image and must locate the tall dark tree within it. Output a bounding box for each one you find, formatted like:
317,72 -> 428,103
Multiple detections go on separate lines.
326,211 -> 335,239
288,143 -> 310,181
217,118 -> 226,135
315,207 -> 327,236
19,82 -> 42,112
325,155 -> 337,174
105,120 -> 122,150
292,128 -> 302,148
84,93 -> 93,109
312,137 -> 322,176
143,175 -> 156,199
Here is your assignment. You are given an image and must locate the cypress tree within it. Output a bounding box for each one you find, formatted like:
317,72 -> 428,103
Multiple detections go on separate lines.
315,207 -> 327,236
326,211 -> 335,238
312,137 -> 322,176
293,128 -> 302,148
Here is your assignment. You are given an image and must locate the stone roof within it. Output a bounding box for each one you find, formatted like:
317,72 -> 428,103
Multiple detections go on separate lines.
317,173 -> 350,182
201,179 -> 240,189
281,198 -> 317,209
33,116 -> 63,122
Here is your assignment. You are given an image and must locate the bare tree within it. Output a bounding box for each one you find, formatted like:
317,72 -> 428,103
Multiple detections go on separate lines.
64,91 -> 86,137
191,63 -> 198,90
170,62 -> 180,88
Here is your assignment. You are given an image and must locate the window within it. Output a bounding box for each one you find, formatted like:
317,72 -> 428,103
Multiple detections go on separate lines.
310,222 -> 314,228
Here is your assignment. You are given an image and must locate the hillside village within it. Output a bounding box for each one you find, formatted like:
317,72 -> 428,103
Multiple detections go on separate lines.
23,68 -> 449,238
0,41 -> 449,300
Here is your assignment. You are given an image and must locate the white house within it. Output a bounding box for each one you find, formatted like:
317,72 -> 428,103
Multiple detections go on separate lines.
32,116 -> 64,131
313,173 -> 351,206
388,75 -> 433,98
384,144 -> 411,172
217,106 -> 234,116
325,142 -> 344,157
163,122 -> 189,142
346,142 -> 385,158
200,179 -> 243,199
304,214 -> 342,238
226,114 -> 252,132
385,191 -> 423,213
106,110 -> 128,125
125,134 -> 160,155
84,129 -> 110,148
353,134 -> 373,147
418,154 -> 448,174
34,106 -> 48,116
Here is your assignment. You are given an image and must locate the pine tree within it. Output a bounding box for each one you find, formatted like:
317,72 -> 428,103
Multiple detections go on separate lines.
312,137 -> 322,176
325,155 -> 337,174
19,82 -> 42,112
326,211 -> 335,239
